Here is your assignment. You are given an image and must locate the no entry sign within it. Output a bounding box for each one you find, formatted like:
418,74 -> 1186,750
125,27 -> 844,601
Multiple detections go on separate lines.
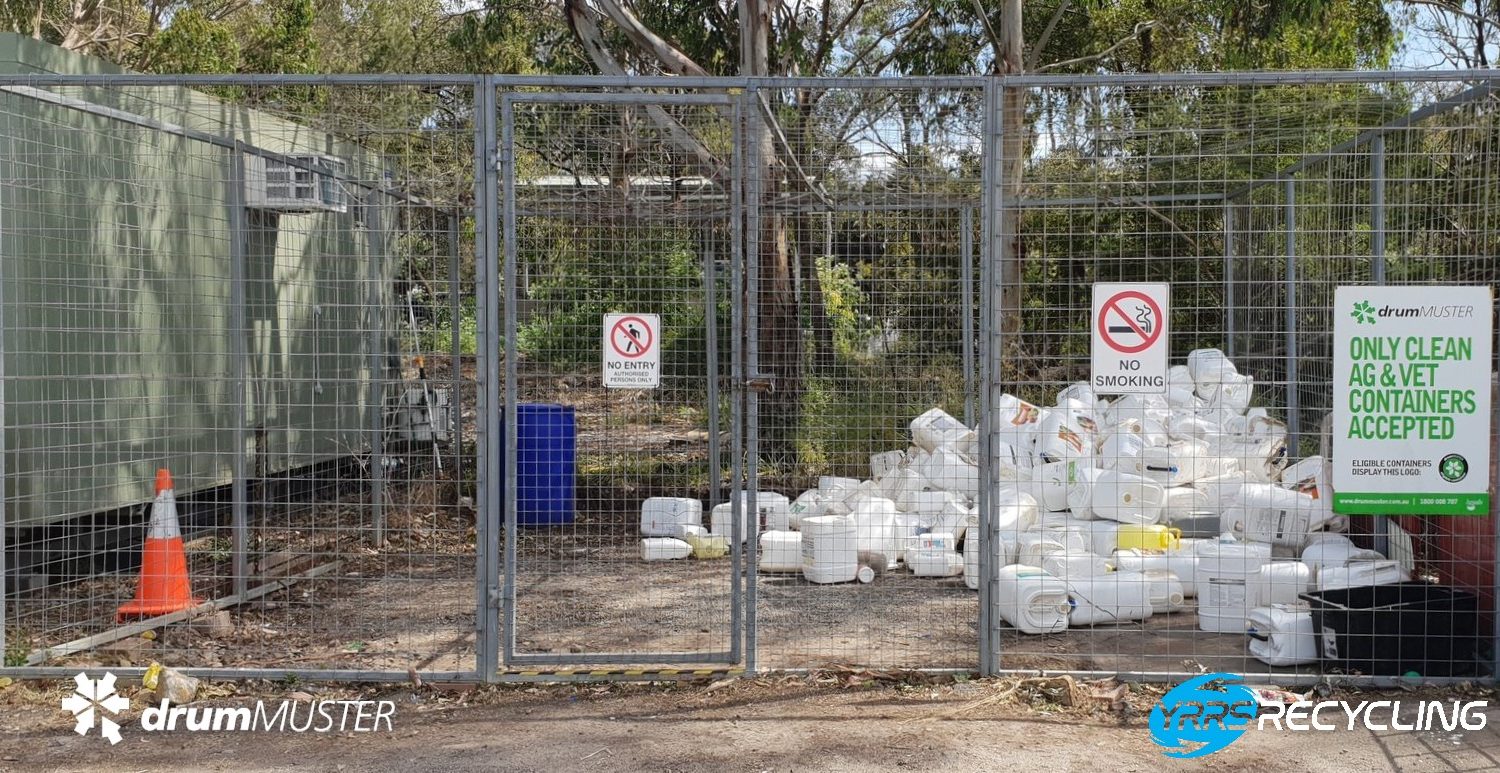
1091,283 -> 1169,394
602,313 -> 660,388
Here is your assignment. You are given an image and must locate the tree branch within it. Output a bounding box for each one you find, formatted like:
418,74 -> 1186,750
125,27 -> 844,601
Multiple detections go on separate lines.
1037,20 -> 1158,72
561,0 -> 726,181
1403,0 -> 1500,32
1026,0 -> 1072,71
589,0 -> 710,76
837,6 -> 933,76
968,0 -> 1002,70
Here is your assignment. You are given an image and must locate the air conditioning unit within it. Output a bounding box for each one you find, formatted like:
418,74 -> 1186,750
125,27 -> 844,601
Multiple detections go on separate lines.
243,153 -> 348,213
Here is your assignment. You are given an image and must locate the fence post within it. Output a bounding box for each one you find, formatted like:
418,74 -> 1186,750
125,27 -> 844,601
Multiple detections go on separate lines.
499,83 -> 520,672
739,89 -> 757,674
366,196 -> 388,546
962,206 -> 976,427
1223,200 -> 1235,359
1284,178 -> 1300,452
1370,136 -> 1390,557
475,77 -> 501,681
227,146 -> 249,600
447,211 -> 463,477
977,78 -> 1002,677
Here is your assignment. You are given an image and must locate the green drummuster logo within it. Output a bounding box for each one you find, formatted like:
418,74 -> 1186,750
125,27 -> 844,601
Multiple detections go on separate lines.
1439,454 -> 1469,483
1351,300 -> 1377,325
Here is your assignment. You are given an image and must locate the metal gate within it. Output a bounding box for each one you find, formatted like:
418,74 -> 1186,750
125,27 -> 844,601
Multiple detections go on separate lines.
496,91 -> 749,668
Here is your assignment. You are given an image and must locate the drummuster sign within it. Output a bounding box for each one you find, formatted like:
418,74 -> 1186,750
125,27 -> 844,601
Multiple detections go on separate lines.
1332,286 -> 1493,516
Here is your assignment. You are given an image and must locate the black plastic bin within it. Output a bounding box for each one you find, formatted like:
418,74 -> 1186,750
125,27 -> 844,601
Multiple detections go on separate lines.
1300,582 -> 1479,677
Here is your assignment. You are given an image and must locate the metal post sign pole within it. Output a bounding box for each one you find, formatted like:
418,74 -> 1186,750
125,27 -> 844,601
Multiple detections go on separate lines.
1332,285 -> 1494,516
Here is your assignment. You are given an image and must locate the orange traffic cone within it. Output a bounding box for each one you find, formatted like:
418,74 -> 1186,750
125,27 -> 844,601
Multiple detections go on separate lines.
117,469 -> 201,621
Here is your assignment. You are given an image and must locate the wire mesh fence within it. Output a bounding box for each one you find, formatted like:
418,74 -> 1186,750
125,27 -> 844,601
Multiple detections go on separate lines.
1,75 -> 480,679
1,69 -> 1496,684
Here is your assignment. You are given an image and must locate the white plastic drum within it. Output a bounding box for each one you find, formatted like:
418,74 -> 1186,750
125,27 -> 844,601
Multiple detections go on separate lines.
801,515 -> 859,584
1195,536 -> 1272,633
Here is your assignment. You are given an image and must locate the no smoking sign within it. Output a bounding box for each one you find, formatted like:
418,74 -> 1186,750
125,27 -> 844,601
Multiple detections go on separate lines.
1091,283 -> 1169,394
603,313 -> 661,388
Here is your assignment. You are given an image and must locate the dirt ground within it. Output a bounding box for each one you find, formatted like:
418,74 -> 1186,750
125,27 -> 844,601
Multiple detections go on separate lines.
2,676 -> 1497,772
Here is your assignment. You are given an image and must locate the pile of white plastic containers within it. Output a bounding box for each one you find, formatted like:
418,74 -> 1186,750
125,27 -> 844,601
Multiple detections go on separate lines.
633,348 -> 1407,665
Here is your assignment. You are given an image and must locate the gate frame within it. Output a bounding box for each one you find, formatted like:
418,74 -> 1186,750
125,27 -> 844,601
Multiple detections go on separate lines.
495,89 -> 749,669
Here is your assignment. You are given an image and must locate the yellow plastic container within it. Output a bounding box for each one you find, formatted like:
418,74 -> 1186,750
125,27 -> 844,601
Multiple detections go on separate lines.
1116,524 -> 1182,552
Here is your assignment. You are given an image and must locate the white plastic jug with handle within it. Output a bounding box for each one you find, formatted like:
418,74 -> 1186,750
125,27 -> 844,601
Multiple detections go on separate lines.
1186,348 -> 1237,387
1167,365 -> 1197,408
1057,382 -> 1100,410
918,446 -> 980,497
1082,471 -> 1165,524
1113,547 -> 1200,593
964,529 -> 1013,590
1097,429 -> 1150,472
640,497 -> 703,537
1084,520 -> 1121,556
997,565 -> 1073,634
922,493 -> 972,540
1030,460 -> 1071,512
1247,604 -> 1319,667
850,497 -> 902,568
1041,549 -> 1110,580
907,532 -> 963,577
1208,433 -> 1286,483
910,407 -> 975,453
1065,463 -> 1105,517
877,466 -> 929,511
1131,440 -> 1210,486
994,393 -> 1048,451
1194,471 -> 1249,508
1037,408 -> 1097,465
1252,561 -> 1312,606
1018,530 -> 1087,568
870,450 -> 906,479
901,488 -> 951,517
1162,486 -> 1211,522
1199,371 -> 1254,414
787,489 -> 822,530
1066,572 -> 1155,625
758,531 -> 802,572
641,537 -> 693,561
1224,484 -> 1330,548
1318,560 -> 1409,591
1136,569 -> 1188,613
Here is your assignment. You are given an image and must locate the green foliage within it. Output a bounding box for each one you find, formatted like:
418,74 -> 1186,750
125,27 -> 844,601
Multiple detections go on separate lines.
138,8 -> 239,74
515,223 -> 718,377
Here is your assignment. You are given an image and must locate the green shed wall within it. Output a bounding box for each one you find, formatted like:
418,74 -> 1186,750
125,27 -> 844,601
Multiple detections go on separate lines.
0,34 -> 396,527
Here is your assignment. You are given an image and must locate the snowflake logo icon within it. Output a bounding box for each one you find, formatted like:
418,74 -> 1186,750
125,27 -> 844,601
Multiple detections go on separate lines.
1351,300 -> 1377,325
61,671 -> 129,745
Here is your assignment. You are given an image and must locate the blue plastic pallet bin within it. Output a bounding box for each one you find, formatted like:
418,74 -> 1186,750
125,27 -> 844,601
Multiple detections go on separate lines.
504,403 -> 577,526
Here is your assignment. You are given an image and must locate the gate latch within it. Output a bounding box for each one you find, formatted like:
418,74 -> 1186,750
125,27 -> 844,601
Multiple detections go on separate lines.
747,373 -> 775,394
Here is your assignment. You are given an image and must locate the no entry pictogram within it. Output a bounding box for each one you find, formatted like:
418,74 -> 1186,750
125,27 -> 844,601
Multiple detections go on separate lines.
1097,290 -> 1164,354
610,315 -> 654,359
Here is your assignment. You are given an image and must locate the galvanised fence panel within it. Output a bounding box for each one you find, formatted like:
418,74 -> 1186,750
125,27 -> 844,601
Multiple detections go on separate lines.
1,70 -> 1496,686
